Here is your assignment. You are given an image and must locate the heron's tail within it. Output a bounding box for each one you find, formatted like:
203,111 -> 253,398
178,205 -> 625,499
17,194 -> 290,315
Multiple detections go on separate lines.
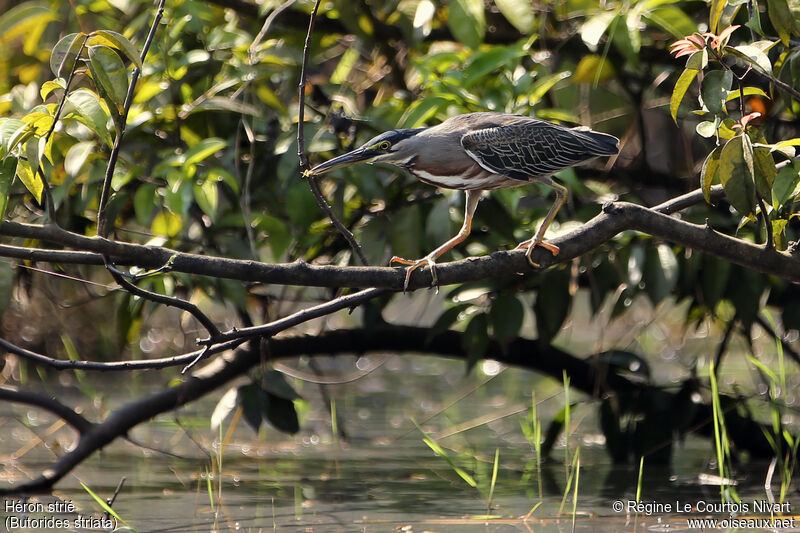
571,126 -> 620,156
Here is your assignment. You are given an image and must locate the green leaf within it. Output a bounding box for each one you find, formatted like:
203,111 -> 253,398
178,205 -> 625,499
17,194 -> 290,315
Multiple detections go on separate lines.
462,312 -> 489,372
40,78 -> 66,101
193,179 -> 218,220
643,244 -> 679,305
719,135 -> 756,216
494,0 -> 535,33
426,304 -> 470,343
463,45 -> 527,88
670,68 -> 698,123
0,157 -> 17,221
0,3 -> 56,45
151,210 -> 182,237
256,214 -> 292,261
749,129 -> 776,204
773,163 -> 800,207
643,6 -> 696,38
264,393 -> 300,434
400,96 -> 451,128
685,49 -> 708,70
134,183 -> 157,225
64,141 -> 94,177
766,0 -> 795,45
425,196 -> 454,249
580,11 -> 616,50
729,44 -> 772,73
709,0 -> 725,33
489,293 -> 524,344
389,205 -> 422,260
329,47 -> 359,85
0,119 -> 25,156
237,383 -> 266,432
15,158 -> 43,203
183,138 -> 226,168
447,0 -> 485,49
701,145 -> 723,203
696,120 -> 718,138
88,45 -> 129,116
725,87 -> 769,102
701,70 -> 733,115
66,89 -> 113,147
572,55 -> 616,84
50,32 -> 85,78
534,268 -> 571,345
86,30 -> 142,69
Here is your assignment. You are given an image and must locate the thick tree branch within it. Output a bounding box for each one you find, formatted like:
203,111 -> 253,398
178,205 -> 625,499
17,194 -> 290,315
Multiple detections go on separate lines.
1,186 -> 797,288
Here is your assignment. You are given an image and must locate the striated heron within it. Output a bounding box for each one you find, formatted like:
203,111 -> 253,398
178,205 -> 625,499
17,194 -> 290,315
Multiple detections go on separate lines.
307,112 -> 619,290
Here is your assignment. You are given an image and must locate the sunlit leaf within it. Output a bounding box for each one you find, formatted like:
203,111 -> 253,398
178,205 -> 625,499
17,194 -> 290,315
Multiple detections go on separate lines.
329,47 -> 359,85
15,158 -> 43,203
572,55 -> 615,84
50,32 -> 85,78
447,0 -> 485,49
670,68 -> 698,123
210,387 -> 238,431
749,129 -> 776,204
709,0 -> 725,33
728,44 -> 772,73
87,29 -> 142,69
183,138 -> 226,168
88,45 -> 130,116
66,89 -> 113,146
0,3 -> 56,46
64,141 -> 94,177
151,210 -> 182,237
644,6 -> 696,38
701,145 -> 723,203
0,157 -> 17,221
494,0 -> 535,33
766,0 -> 795,45
580,11 -> 616,50
40,78 -> 66,101
193,179 -> 218,220
773,163 -> 800,207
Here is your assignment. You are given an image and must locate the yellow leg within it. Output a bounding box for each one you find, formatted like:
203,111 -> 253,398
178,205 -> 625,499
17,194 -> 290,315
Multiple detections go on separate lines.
391,189 -> 482,291
515,178 -> 567,266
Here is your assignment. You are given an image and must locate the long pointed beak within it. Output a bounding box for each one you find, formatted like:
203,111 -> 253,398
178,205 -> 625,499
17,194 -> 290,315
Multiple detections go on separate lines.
308,147 -> 374,176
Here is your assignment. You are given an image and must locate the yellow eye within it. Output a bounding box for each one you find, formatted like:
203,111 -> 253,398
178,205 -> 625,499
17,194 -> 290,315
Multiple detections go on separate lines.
379,141 -> 391,150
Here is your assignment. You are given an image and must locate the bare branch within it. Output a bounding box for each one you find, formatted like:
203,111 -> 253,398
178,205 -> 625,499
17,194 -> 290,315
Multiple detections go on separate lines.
96,0 -> 165,236
105,261 -> 221,338
297,0 -> 370,266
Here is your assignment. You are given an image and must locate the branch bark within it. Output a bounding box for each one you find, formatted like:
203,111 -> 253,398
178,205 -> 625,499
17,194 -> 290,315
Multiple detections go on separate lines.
1,187 -> 798,289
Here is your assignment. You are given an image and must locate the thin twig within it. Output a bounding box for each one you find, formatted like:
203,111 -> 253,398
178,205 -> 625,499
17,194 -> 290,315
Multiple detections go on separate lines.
297,0 -> 370,266
96,0 -> 165,236
105,260 -> 221,338
198,287 -> 386,344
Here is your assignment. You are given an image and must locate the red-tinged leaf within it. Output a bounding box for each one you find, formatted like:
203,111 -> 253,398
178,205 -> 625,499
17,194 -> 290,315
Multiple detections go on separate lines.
715,24 -> 740,48
670,68 -> 698,122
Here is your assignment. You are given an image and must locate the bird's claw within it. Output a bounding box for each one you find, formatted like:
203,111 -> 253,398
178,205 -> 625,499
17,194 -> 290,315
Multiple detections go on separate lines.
390,255 -> 438,293
515,239 -> 560,268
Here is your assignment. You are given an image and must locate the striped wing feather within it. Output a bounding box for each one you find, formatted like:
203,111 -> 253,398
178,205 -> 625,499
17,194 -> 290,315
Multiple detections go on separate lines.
460,120 -> 618,181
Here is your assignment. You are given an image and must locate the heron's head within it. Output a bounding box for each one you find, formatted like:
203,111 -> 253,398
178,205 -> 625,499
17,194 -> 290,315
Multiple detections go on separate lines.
308,128 -> 425,176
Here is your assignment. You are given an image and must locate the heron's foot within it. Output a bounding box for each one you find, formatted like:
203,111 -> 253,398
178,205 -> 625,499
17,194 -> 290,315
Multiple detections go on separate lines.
515,239 -> 560,267
390,255 -> 438,293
